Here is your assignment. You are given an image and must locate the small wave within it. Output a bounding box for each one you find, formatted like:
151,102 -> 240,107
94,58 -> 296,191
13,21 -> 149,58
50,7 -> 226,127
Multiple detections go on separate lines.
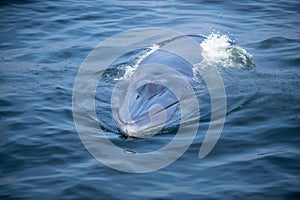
256,36 -> 296,49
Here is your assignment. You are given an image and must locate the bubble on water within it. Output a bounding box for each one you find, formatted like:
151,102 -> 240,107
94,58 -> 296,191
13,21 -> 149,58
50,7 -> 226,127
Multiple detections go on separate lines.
123,149 -> 136,154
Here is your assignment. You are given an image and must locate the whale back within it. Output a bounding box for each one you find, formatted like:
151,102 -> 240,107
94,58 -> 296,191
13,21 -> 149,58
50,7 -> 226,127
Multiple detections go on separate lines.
140,49 -> 193,78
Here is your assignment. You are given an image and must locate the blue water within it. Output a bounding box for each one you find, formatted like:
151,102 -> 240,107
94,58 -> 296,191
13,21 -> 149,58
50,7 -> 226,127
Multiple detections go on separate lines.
1,0 -> 299,199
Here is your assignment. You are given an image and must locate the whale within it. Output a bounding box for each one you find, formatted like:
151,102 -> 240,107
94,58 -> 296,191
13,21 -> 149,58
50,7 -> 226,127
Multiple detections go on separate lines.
114,35 -> 210,138
116,50 -> 192,136
114,35 -> 204,137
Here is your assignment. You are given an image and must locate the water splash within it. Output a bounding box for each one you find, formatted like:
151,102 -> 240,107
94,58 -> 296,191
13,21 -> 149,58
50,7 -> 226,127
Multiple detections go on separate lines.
199,32 -> 255,69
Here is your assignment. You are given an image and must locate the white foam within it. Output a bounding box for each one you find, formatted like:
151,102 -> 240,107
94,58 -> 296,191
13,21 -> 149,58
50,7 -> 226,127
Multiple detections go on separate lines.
200,33 -> 232,65
198,32 -> 254,69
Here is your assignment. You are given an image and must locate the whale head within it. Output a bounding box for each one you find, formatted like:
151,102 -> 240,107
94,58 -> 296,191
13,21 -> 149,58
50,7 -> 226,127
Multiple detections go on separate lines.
115,82 -> 179,137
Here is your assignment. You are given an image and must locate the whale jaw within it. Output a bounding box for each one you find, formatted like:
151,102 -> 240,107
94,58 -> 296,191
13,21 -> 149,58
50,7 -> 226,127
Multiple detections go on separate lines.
115,104 -> 171,138
114,83 -> 180,138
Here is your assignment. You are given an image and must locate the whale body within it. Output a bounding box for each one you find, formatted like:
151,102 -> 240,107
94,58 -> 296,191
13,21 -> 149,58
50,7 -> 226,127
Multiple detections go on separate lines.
114,36 -> 203,137
116,49 -> 197,137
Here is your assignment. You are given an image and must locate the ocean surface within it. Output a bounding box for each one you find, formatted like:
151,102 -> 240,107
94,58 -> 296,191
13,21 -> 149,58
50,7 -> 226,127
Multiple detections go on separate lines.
0,0 -> 299,199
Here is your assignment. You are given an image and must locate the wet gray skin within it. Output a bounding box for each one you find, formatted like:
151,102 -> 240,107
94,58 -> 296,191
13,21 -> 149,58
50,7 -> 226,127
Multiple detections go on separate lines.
115,48 -> 195,137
